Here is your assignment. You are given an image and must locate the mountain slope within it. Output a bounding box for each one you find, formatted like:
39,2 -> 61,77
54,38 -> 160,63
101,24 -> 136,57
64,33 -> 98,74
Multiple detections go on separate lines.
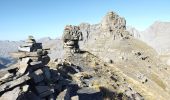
128,21 -> 170,66
77,12 -> 170,100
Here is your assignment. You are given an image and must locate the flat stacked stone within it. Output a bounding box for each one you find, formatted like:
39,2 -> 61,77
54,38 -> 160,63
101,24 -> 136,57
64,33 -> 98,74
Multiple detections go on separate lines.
18,36 -> 42,52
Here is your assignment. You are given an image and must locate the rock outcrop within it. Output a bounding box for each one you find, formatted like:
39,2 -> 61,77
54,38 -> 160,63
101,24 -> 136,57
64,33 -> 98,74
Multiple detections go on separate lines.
101,11 -> 126,32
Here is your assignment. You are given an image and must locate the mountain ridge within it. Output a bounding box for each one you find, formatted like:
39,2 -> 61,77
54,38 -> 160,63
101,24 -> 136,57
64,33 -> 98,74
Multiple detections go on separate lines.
0,11 -> 170,100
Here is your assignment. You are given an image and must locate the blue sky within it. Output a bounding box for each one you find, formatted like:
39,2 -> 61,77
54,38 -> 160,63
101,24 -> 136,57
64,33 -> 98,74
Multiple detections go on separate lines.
0,0 -> 170,40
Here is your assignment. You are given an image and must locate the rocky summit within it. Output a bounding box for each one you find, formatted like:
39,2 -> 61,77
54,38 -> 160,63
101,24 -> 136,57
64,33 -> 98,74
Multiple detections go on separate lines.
0,11 -> 170,100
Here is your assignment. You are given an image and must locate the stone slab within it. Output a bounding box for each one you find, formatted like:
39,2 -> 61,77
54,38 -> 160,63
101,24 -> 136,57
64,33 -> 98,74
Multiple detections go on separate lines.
18,46 -> 32,52
18,58 -> 31,74
29,69 -> 44,83
0,75 -> 30,93
35,86 -> 54,98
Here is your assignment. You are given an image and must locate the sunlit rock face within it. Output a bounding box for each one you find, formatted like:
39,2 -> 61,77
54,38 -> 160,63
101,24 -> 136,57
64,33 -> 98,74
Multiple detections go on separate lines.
101,11 -> 126,32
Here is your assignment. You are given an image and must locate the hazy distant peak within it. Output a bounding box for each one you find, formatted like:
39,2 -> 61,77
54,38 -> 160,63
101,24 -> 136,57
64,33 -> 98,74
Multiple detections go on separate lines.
37,37 -> 52,42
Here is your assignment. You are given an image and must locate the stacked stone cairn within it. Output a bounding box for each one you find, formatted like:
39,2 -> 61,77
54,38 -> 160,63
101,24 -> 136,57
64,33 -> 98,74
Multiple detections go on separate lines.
62,25 -> 83,57
0,35 -> 101,100
0,36 -> 58,100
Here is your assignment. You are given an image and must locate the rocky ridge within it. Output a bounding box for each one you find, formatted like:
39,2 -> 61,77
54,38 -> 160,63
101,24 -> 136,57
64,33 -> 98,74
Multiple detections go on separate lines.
0,30 -> 142,100
0,11 -> 170,100
76,12 -> 170,100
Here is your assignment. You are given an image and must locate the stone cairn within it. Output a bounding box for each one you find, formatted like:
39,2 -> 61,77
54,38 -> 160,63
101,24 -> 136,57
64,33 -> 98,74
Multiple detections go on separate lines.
0,35 -> 98,100
0,36 -> 58,100
62,25 -> 83,57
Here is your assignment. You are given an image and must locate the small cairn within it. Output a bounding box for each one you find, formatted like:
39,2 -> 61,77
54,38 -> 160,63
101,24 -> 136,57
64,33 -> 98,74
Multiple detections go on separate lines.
62,25 -> 83,57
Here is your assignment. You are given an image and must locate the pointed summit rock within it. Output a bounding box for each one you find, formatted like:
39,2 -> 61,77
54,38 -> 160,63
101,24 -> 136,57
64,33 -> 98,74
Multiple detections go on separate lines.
101,11 -> 126,32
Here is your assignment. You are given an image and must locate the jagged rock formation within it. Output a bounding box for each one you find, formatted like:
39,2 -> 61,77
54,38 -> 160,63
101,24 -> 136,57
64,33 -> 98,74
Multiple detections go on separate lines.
101,11 -> 126,32
100,11 -> 130,40
78,12 -> 131,51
